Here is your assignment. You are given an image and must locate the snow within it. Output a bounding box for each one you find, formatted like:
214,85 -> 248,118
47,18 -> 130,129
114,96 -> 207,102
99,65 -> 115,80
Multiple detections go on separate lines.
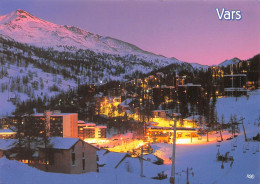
46,137 -> 80,150
0,128 -> 16,133
218,57 -> 240,67
0,156 -> 163,184
0,92 -> 16,117
0,9 -> 182,68
116,157 -> 167,178
0,139 -> 16,150
120,98 -> 134,108
98,150 -> 127,169
0,90 -> 259,183
183,115 -> 201,121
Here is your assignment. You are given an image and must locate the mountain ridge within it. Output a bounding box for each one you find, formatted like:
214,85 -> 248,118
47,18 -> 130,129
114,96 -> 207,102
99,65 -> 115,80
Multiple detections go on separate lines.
0,9 -> 211,69
0,10 -> 257,69
0,10 -> 172,58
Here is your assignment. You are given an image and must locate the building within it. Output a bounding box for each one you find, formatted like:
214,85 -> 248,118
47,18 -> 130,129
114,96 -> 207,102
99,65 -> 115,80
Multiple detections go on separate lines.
0,117 -> 20,129
78,121 -> 107,140
178,83 -> 202,99
33,137 -> 98,174
0,138 -> 99,174
0,129 -> 17,139
146,126 -> 198,143
25,111 -> 78,138
152,85 -> 175,106
183,115 -> 202,128
223,74 -> 248,96
151,110 -> 168,118
175,75 -> 186,88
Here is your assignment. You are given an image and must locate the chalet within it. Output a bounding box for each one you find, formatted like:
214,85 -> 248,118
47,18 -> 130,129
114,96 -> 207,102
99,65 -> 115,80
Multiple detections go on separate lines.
0,137 -> 99,174
0,128 -> 17,139
146,126 -> 198,143
33,137 -> 99,174
183,115 -> 202,128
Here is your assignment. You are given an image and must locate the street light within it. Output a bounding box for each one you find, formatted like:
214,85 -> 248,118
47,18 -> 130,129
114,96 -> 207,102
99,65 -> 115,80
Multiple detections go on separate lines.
170,113 -> 181,184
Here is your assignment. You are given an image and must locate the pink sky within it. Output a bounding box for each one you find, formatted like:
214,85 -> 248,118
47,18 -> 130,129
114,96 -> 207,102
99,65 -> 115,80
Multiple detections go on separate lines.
1,0 -> 259,65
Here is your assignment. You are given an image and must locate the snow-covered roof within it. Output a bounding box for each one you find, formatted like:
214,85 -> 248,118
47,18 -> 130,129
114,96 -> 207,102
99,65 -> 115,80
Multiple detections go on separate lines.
223,74 -> 246,77
42,137 -> 80,150
152,110 -> 168,112
96,126 -> 107,129
32,113 -> 77,116
0,129 -> 16,133
120,98 -> 134,107
78,120 -> 85,124
183,115 -> 201,121
153,85 -> 174,89
179,83 -> 201,87
147,126 -> 197,132
0,139 -> 17,150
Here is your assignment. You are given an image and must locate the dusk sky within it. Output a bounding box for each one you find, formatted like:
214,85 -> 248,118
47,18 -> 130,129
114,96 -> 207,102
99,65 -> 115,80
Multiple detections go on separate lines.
0,0 -> 259,65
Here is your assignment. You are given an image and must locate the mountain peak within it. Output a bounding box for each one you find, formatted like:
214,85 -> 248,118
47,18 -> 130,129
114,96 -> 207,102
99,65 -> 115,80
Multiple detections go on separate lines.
0,9 -> 37,24
218,57 -> 241,67
14,9 -> 37,20
15,9 -> 29,15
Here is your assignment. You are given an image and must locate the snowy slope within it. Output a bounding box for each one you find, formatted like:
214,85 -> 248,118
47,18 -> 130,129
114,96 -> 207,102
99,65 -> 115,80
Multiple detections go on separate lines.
151,90 -> 260,184
1,90 -> 259,184
218,57 -> 241,67
0,10 -> 204,116
0,9 -> 182,67
0,156 -> 164,184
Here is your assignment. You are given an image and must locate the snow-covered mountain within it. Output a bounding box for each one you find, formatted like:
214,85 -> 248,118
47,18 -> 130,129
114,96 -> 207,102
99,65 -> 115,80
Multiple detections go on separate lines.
218,57 -> 241,67
0,9 -> 210,116
0,9 -> 212,70
0,10 -> 177,65
0,10 -> 139,53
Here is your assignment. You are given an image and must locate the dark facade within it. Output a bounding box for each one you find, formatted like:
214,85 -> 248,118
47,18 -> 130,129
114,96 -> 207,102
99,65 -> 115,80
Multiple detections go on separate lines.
23,116 -> 63,137
152,86 -> 175,106
223,74 -> 248,96
224,74 -> 247,88
178,83 -> 202,100
23,112 -> 78,138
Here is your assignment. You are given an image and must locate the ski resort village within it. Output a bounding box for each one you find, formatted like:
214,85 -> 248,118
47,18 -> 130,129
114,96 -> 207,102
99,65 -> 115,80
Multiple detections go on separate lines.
0,9 -> 259,184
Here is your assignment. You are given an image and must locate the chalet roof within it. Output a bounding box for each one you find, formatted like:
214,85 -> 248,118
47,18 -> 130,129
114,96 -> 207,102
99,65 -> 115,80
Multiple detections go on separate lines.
179,83 -> 201,87
39,137 -> 99,150
223,74 -> 246,77
147,126 -> 197,131
0,129 -> 16,133
119,98 -> 134,108
32,112 -> 77,117
78,120 -> 85,124
47,137 -> 79,149
152,110 -> 168,112
183,115 -> 201,121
